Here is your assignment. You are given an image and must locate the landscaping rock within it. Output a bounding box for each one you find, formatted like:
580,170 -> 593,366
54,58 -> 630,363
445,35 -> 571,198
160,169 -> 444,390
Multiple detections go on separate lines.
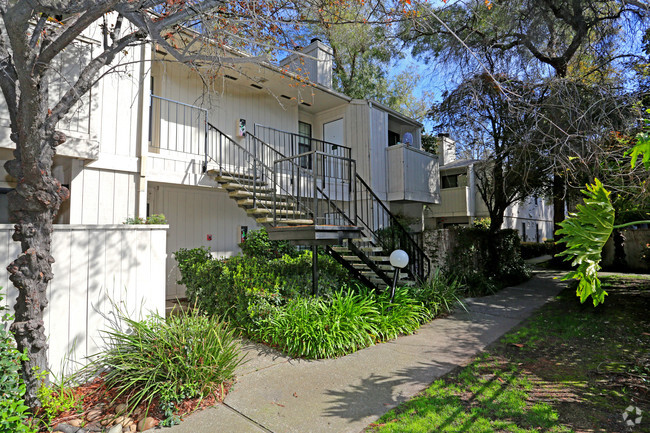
67,418 -> 83,427
86,408 -> 103,422
137,416 -> 157,431
53,424 -> 85,433
114,403 -> 128,415
107,425 -> 123,433
85,422 -> 103,432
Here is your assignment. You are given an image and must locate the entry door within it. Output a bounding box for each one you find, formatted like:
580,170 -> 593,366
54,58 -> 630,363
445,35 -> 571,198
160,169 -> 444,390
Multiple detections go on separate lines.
323,119 -> 345,179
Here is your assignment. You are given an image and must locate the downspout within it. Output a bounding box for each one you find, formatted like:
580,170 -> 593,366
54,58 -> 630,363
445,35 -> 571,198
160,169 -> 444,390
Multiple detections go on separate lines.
135,42 -> 152,219
468,163 -> 476,225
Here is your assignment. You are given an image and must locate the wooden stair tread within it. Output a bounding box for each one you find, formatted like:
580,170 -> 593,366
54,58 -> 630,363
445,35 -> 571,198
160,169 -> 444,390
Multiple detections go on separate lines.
246,208 -> 308,217
237,199 -> 299,209
256,217 -> 314,225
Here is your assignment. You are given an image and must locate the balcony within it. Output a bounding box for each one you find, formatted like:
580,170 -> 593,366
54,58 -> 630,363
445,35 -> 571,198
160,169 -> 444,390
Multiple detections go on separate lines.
387,144 -> 440,203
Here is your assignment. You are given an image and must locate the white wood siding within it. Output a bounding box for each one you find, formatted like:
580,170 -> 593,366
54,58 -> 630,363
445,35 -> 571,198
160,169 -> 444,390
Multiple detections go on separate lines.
386,144 -> 440,203
148,183 -> 259,299
69,166 -> 138,224
0,224 -> 167,379
369,105 -> 388,200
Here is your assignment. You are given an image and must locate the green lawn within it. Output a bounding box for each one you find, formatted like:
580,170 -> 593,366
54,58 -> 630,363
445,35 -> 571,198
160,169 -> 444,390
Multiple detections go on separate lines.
365,274 -> 650,433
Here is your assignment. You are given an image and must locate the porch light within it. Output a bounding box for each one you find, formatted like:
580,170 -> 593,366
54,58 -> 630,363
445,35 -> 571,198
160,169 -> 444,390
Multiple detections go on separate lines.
389,249 -> 409,304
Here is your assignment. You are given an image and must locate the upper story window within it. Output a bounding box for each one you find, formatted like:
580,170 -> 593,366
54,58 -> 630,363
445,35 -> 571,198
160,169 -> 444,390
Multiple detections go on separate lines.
441,173 -> 468,189
442,174 -> 459,189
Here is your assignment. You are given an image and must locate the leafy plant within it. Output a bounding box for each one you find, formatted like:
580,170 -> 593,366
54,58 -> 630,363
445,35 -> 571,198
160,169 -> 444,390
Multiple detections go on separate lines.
238,227 -> 297,259
80,307 -> 244,418
0,289 -> 37,433
253,286 -> 429,359
408,270 -> 465,317
123,213 -> 168,224
174,248 -> 349,327
627,108 -> 650,169
556,178 -> 650,305
36,378 -> 80,421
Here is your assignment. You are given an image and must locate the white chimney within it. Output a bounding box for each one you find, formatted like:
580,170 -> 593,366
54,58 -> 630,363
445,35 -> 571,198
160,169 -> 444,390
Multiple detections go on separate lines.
437,133 -> 457,166
279,38 -> 333,89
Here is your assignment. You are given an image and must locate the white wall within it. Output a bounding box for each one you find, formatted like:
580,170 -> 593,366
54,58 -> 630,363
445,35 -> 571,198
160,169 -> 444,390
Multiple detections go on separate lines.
0,224 -> 167,379
148,183 -> 259,299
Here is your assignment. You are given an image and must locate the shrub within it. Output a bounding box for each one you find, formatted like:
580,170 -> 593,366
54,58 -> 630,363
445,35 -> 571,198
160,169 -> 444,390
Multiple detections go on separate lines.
175,248 -> 349,328
253,287 -> 430,359
0,289 -> 37,433
445,227 -> 530,294
408,270 -> 465,317
123,214 -> 168,225
520,241 -> 555,260
239,227 -> 297,259
81,308 -> 243,425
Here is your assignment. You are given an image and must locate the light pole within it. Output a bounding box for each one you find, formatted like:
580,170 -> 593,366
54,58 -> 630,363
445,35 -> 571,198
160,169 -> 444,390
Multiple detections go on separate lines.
389,249 -> 409,303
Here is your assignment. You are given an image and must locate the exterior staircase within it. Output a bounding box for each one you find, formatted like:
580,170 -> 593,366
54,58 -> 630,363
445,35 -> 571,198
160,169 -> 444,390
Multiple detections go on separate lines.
204,123 -> 429,292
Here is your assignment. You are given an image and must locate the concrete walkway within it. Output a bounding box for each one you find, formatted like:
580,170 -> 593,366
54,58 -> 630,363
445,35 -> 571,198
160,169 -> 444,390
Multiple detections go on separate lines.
163,270 -> 565,433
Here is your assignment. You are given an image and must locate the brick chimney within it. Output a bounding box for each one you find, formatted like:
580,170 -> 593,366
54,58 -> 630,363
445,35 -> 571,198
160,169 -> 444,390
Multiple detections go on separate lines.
280,38 -> 333,89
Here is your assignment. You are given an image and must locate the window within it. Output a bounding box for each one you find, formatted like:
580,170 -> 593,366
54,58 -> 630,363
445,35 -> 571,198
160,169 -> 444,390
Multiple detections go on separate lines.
298,121 -> 312,168
441,174 -> 459,189
388,131 -> 400,147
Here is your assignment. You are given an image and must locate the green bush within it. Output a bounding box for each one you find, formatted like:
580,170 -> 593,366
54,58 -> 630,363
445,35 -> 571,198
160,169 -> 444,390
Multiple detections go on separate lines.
520,241 -> 555,260
0,289 -> 37,433
123,213 -> 168,225
239,227 -> 297,259
445,227 -> 530,295
81,308 -> 243,426
408,270 -> 465,317
253,287 -> 429,359
175,248 -> 349,328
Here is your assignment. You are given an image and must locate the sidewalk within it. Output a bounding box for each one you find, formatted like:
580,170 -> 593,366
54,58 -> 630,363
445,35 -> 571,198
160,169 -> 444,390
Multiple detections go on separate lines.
164,270 -> 566,433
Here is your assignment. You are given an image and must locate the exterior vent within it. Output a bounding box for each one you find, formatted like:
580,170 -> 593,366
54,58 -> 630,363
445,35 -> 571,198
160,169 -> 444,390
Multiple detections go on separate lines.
250,83 -> 263,90
281,94 -> 292,100
224,74 -> 238,81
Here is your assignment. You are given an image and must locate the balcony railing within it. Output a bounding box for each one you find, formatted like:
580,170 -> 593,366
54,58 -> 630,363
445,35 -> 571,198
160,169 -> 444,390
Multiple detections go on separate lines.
149,95 -> 208,158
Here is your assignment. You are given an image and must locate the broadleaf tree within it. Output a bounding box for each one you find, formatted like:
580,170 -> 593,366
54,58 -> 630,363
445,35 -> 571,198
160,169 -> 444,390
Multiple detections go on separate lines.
0,0 -> 403,408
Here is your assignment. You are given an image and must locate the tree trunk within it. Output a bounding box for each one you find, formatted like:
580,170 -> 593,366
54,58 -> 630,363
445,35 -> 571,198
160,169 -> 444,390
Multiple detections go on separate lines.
5,84 -> 69,408
612,229 -> 627,271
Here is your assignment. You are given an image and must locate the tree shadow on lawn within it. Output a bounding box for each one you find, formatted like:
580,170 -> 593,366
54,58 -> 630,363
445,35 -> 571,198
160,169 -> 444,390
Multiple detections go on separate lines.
322,359 -> 460,424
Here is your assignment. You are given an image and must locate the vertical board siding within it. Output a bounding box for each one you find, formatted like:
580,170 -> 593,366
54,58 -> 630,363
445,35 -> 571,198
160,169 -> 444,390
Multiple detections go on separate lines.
149,184 -> 258,299
73,167 -> 137,224
0,225 -> 167,379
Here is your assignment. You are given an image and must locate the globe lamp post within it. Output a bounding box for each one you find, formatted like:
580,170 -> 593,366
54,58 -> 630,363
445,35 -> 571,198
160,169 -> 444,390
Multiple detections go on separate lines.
389,249 -> 409,303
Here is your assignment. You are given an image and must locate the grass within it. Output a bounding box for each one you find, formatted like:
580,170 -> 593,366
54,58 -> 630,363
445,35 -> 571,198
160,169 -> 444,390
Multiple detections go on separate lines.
366,274 -> 650,433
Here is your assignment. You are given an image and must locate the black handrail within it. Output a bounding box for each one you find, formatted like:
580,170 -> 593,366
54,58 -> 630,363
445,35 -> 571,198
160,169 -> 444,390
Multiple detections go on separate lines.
254,124 -> 352,162
206,123 -> 314,222
355,174 -> 431,281
254,122 -> 431,281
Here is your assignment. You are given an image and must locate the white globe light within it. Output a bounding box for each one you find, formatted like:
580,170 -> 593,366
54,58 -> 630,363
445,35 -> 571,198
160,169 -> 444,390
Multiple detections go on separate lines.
390,249 -> 409,269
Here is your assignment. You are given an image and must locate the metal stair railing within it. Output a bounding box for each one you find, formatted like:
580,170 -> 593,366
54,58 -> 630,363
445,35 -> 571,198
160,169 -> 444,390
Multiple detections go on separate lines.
253,123 -> 431,281
206,123 -> 314,222
272,150 -> 357,227
355,174 -> 431,281
254,124 -> 352,163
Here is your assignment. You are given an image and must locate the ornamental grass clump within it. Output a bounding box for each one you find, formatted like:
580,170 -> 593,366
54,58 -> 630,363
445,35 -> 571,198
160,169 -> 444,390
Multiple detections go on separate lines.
254,286 -> 430,359
82,308 -> 244,422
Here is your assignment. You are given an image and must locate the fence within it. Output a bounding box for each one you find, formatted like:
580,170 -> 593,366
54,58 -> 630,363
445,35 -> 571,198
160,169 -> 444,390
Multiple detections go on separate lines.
0,224 -> 167,378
